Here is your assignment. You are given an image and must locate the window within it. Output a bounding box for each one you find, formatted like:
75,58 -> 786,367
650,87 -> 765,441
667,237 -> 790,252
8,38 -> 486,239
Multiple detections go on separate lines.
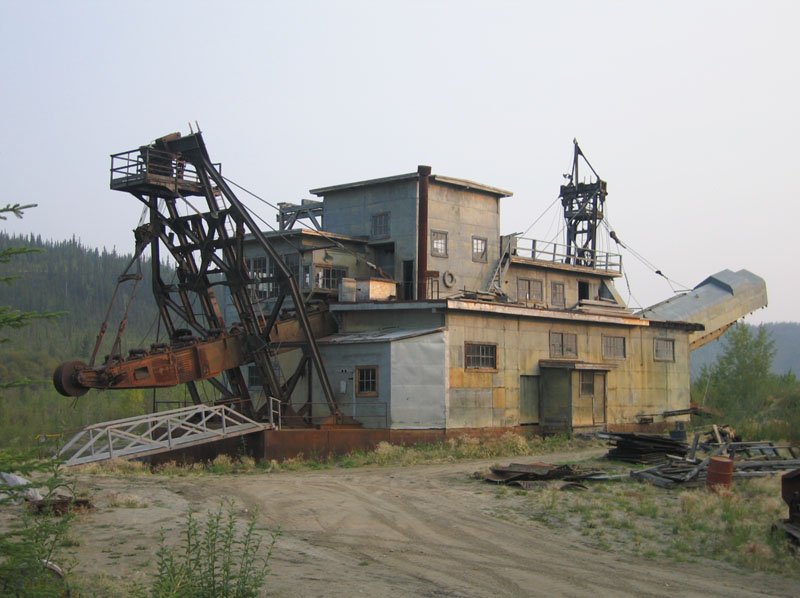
517,278 -> 543,303
319,266 -> 347,290
602,335 -> 626,359
579,281 -> 590,301
248,365 -> 263,388
465,343 -> 497,369
371,212 -> 390,239
282,252 -> 300,281
356,366 -> 378,396
654,338 -> 675,362
580,371 -> 594,396
247,256 -> 269,299
431,230 -> 448,257
472,236 -> 488,262
550,331 -> 578,358
551,282 -> 565,308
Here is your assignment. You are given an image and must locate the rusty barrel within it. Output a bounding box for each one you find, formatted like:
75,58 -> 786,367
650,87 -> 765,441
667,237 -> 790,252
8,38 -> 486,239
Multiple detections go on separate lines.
706,456 -> 734,490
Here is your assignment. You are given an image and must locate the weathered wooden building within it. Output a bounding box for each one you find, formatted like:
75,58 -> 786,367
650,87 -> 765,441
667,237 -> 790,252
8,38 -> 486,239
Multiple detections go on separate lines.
224,158 -> 766,434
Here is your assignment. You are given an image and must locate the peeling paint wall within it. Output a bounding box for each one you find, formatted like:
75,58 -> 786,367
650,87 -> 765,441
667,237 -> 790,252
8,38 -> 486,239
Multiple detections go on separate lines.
445,311 -> 691,429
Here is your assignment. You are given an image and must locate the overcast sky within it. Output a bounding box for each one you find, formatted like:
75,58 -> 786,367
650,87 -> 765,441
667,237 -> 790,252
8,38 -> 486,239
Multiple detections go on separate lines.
1,1 -> 796,323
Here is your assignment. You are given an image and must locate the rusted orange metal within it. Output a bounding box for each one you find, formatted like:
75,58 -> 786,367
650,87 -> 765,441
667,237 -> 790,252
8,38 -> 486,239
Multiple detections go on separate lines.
54,331 -> 246,397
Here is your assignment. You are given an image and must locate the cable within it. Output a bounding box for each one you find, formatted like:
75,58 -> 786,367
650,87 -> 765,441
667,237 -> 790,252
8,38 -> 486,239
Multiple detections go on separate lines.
600,219 -> 691,293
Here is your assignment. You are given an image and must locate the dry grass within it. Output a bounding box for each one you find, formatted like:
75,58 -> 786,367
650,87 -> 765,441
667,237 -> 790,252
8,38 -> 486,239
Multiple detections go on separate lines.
69,433 -> 600,477
492,467 -> 800,575
106,492 -> 149,509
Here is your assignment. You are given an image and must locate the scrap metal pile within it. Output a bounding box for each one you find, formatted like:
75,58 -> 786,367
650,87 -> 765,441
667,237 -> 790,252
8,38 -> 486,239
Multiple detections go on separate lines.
482,427 -> 798,493
602,427 -> 800,489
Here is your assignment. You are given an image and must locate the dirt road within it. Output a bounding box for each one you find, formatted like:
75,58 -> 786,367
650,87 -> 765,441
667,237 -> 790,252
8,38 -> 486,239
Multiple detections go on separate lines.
68,451 -> 799,596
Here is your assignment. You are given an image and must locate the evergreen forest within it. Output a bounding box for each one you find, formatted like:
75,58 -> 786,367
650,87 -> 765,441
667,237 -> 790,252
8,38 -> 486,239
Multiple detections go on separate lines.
0,232 -> 188,447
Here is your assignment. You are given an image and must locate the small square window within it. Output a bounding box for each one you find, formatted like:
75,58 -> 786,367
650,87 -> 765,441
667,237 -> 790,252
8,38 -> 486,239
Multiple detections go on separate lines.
602,335 -> 626,359
472,237 -> 488,262
551,281 -> 565,308
431,230 -> 448,257
356,366 -> 378,396
465,343 -> 497,369
371,212 -> 390,239
654,338 -> 675,362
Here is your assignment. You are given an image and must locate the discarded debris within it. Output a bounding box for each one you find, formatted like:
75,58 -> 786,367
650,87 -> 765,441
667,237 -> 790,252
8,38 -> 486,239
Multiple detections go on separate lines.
597,432 -> 689,464
779,469 -> 800,546
483,462 -> 607,486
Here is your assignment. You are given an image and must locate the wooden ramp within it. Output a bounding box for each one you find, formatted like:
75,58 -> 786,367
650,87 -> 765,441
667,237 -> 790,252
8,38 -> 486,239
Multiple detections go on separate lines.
58,404 -> 270,466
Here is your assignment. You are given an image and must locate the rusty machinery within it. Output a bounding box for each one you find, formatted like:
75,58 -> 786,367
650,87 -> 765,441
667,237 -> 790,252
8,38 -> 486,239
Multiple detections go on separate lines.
559,139 -> 608,268
53,131 -> 342,424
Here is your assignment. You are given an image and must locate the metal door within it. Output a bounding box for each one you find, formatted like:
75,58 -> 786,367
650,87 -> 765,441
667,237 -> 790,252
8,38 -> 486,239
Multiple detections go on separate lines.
519,375 -> 539,424
539,369 -> 571,432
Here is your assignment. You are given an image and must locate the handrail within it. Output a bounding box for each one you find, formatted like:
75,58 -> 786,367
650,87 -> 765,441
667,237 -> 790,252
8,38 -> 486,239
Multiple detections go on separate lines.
513,237 -> 622,273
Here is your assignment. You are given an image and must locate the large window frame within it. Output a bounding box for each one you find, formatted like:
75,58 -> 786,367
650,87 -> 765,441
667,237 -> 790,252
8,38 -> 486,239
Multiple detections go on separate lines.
517,278 -> 544,303
355,365 -> 379,397
602,335 -> 626,360
550,331 -> 578,358
431,230 -> 448,258
318,266 -> 348,290
465,342 -> 498,370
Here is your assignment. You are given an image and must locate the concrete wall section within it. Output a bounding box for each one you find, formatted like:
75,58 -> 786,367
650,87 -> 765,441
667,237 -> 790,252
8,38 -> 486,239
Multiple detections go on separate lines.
427,183 -> 501,296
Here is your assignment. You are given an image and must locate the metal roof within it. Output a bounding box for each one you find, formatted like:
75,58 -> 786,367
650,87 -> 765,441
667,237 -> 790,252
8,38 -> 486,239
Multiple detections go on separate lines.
317,327 -> 444,345
310,171 -> 512,198
638,269 -> 767,347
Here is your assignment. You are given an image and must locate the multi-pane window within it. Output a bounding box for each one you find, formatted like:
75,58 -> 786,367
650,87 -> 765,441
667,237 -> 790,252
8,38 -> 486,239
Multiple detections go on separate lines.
371,212 -> 390,239
465,343 -> 497,369
431,230 -> 448,257
654,338 -> 675,362
517,278 -> 544,303
580,371 -> 594,396
248,365 -> 263,388
602,335 -> 626,359
247,256 -> 269,299
319,266 -> 348,290
550,331 -> 578,358
472,236 -> 488,262
355,366 -> 378,396
282,252 -> 300,281
551,282 -> 566,308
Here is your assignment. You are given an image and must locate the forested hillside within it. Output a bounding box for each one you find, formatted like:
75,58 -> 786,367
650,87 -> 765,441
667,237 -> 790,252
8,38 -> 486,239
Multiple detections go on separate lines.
0,232 -> 183,447
691,322 -> 800,379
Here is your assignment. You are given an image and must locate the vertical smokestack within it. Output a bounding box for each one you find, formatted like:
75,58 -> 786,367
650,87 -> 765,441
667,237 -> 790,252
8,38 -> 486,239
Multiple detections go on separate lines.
416,165 -> 431,300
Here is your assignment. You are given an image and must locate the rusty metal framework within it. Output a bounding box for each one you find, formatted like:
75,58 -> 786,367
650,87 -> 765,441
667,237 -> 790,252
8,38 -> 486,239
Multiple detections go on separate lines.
54,131 -> 340,423
560,140 -> 607,267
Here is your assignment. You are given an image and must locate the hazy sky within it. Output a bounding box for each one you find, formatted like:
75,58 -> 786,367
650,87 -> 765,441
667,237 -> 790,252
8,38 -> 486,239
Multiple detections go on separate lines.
1,1 -> 797,323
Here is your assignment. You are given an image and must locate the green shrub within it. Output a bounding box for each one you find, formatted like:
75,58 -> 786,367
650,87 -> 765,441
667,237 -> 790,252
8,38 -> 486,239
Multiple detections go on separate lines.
151,503 -> 279,598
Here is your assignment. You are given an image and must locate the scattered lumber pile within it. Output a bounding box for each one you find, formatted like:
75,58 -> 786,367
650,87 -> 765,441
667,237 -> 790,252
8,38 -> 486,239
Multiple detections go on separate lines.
624,430 -> 800,489
597,432 -> 688,464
